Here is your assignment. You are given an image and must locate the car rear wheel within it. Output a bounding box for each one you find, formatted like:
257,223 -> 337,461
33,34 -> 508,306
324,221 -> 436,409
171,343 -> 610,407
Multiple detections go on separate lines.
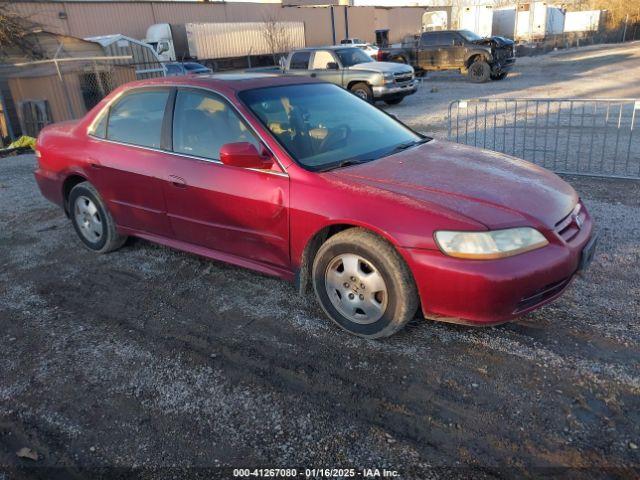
350,82 -> 373,103
490,72 -> 508,81
467,59 -> 491,83
69,182 -> 126,253
312,228 -> 419,339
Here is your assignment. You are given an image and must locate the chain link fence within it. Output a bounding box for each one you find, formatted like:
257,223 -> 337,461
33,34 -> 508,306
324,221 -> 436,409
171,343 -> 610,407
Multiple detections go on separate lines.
448,98 -> 640,180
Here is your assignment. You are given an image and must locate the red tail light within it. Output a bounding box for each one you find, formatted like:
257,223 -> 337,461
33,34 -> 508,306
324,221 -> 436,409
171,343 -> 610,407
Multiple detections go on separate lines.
377,50 -> 384,61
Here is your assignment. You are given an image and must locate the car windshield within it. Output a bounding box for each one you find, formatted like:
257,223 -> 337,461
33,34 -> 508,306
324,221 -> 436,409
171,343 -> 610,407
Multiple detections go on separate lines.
459,30 -> 483,42
239,83 -> 427,171
335,48 -> 373,66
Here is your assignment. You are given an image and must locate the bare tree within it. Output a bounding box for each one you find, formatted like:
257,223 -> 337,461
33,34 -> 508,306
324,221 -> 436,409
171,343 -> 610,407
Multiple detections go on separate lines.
262,15 -> 292,66
0,3 -> 43,60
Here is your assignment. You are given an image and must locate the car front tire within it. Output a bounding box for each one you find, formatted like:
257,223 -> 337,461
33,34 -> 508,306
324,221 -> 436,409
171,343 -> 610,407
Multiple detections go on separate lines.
312,228 -> 419,339
68,181 -> 126,253
350,82 -> 373,103
467,59 -> 491,83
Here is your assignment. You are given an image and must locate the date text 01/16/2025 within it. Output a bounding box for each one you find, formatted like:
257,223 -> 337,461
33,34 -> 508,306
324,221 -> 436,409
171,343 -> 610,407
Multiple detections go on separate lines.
232,468 -> 401,478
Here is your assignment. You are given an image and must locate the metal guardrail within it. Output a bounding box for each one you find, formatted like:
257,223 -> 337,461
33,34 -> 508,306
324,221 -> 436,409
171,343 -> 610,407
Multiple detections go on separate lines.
448,98 -> 639,180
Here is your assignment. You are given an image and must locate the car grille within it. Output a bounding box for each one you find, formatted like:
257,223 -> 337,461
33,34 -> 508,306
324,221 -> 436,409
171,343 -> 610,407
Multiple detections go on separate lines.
496,48 -> 512,60
394,72 -> 413,84
554,204 -> 587,243
514,276 -> 571,313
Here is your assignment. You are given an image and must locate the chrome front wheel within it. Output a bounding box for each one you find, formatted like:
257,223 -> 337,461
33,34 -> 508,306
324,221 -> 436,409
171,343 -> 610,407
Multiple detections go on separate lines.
312,228 -> 419,339
324,253 -> 388,325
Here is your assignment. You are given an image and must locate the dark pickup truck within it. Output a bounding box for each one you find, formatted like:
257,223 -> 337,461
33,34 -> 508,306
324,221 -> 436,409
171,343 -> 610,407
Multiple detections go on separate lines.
377,29 -> 516,83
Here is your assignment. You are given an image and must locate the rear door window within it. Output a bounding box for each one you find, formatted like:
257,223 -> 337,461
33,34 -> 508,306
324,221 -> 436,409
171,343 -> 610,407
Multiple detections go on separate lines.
290,52 -> 311,70
106,90 -> 170,149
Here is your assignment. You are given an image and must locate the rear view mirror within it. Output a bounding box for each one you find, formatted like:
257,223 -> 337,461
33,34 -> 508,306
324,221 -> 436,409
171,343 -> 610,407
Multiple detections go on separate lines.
219,142 -> 274,170
327,62 -> 339,70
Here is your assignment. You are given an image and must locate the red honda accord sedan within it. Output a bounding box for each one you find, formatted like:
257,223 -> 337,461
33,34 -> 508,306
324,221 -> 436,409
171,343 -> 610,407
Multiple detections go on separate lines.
34,74 -> 597,338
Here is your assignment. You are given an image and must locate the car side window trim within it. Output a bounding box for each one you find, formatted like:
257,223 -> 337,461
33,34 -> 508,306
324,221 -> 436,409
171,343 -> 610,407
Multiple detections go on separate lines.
85,84 -> 288,177
161,88 -> 177,152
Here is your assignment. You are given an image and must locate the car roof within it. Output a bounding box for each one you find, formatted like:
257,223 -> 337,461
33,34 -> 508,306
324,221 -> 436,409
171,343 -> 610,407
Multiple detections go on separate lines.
294,45 -> 358,52
117,73 -> 323,96
422,30 -> 463,34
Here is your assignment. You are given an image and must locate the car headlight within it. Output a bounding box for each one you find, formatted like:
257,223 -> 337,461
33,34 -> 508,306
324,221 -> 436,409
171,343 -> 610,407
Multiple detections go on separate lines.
383,72 -> 395,82
434,227 -> 548,260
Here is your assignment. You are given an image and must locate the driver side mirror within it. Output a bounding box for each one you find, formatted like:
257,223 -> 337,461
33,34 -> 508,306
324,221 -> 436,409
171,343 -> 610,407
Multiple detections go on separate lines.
219,142 -> 274,170
326,62 -> 339,70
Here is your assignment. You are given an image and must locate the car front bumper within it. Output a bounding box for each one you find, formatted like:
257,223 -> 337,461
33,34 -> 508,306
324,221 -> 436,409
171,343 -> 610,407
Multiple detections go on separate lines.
493,57 -> 516,74
400,214 -> 595,325
372,80 -> 418,100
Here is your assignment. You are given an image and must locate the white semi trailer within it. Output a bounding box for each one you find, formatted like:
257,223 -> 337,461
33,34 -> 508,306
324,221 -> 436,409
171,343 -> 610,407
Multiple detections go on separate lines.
145,22 -> 306,67
493,2 -> 564,42
458,5 -> 494,38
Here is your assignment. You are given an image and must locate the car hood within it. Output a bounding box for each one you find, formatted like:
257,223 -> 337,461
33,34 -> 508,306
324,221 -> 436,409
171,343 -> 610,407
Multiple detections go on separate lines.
329,139 -> 577,230
348,61 -> 413,76
471,36 -> 516,48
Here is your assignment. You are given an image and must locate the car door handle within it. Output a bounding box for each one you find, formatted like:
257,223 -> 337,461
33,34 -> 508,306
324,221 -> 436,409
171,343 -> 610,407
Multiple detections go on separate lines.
310,73 -> 317,78
168,175 -> 187,188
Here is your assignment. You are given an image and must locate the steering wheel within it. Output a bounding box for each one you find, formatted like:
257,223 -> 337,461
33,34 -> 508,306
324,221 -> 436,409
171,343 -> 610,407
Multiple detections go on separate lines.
319,124 -> 351,153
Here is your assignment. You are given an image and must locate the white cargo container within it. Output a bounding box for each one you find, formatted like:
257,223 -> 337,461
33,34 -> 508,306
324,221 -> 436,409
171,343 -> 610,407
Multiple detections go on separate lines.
145,22 -> 306,63
564,10 -> 602,33
458,5 -> 494,38
493,3 -> 564,42
422,11 -> 448,32
546,7 -> 566,35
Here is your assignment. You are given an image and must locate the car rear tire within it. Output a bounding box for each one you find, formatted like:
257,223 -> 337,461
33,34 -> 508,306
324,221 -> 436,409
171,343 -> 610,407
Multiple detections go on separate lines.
467,59 -> 491,83
384,97 -> 404,106
350,82 -> 373,103
490,72 -> 508,81
68,182 -> 126,253
312,228 -> 419,339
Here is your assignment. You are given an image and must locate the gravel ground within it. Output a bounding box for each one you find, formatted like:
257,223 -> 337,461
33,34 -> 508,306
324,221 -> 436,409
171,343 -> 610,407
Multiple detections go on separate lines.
1,44 -> 640,479
1,156 -> 639,478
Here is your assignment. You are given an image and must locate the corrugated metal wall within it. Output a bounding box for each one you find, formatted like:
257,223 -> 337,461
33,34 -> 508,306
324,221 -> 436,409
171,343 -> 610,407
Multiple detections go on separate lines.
6,2 -> 447,48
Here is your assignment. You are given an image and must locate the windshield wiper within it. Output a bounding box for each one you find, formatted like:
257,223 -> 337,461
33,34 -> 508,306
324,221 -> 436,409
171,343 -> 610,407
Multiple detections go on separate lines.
317,159 -> 366,172
383,138 -> 430,157
316,138 -> 430,172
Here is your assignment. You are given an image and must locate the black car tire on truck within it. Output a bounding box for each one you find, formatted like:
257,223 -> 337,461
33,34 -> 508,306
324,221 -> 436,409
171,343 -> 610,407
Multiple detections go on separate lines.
467,58 -> 491,83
